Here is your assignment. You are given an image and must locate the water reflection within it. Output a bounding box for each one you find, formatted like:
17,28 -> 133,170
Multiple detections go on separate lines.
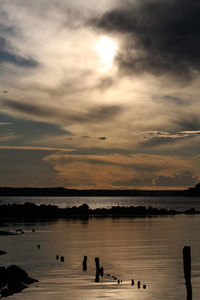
1,216 -> 200,299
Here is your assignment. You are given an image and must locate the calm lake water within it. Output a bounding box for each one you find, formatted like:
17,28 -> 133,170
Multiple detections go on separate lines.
1,195 -> 200,211
1,197 -> 200,299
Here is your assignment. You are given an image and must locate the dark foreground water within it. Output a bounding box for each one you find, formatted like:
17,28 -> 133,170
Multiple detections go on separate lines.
1,215 -> 200,300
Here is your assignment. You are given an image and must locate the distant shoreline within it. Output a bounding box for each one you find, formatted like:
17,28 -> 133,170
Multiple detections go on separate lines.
0,184 -> 200,197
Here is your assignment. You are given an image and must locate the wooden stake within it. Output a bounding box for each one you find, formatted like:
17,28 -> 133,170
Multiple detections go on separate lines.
83,256 -> 87,271
183,246 -> 192,300
95,257 -> 100,282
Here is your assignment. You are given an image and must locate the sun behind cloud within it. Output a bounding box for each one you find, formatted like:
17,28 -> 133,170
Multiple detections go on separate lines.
94,36 -> 118,72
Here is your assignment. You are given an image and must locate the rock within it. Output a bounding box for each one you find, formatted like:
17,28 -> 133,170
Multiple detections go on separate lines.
0,265 -> 38,298
0,267 -> 7,289
6,265 -> 38,285
7,280 -> 27,294
0,250 -> 6,255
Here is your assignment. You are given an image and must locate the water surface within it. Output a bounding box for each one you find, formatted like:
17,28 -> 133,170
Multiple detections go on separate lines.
1,215 -> 200,299
1,196 -> 200,211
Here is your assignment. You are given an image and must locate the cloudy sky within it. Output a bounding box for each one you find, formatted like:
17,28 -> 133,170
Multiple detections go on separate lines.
1,0 -> 200,189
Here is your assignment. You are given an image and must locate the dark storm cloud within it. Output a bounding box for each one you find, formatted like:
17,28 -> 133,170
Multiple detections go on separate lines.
0,36 -> 38,68
91,0 -> 200,80
2,99 -> 123,125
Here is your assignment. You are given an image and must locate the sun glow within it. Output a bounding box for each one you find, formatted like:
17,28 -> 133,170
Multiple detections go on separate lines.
94,37 -> 118,72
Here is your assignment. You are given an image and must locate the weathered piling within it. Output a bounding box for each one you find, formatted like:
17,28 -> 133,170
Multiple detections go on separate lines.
131,279 -> 134,286
183,246 -> 192,300
60,256 -> 64,262
83,256 -> 87,271
137,281 -> 140,289
95,257 -> 100,282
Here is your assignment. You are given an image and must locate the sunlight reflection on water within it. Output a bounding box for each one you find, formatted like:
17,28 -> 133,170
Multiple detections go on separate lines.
1,195 -> 200,211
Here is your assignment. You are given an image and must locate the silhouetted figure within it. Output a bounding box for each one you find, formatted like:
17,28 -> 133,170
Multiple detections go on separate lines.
37,244 -> 40,249
99,266 -> 104,277
143,284 -> 146,289
95,257 -> 100,282
56,255 -> 59,260
131,279 -> 134,286
137,281 -> 140,289
83,256 -> 87,271
60,256 -> 64,262
118,279 -> 120,284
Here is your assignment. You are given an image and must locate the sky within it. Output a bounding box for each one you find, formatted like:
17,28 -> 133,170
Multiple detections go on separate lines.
1,0 -> 200,189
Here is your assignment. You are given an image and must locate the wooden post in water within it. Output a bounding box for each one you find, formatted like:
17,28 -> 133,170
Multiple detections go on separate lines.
95,257 -> 100,282
83,256 -> 87,271
183,246 -> 192,300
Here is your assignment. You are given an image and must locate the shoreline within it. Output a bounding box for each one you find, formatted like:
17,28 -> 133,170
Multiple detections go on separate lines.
0,203 -> 199,220
0,183 -> 200,197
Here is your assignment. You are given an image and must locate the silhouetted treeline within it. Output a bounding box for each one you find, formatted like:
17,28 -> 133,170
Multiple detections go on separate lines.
0,186 -> 191,197
186,183 -> 200,196
0,203 -> 198,220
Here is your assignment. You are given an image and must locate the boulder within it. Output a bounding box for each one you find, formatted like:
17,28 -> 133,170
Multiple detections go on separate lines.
7,280 -> 27,294
0,265 -> 38,298
0,267 -> 7,289
7,265 -> 38,285
0,250 -> 6,255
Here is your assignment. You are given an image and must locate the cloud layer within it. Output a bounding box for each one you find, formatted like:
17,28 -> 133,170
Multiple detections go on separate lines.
1,0 -> 200,188
44,153 -> 200,189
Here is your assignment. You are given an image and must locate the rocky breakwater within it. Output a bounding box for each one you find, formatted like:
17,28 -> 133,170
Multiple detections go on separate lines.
0,265 -> 38,298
